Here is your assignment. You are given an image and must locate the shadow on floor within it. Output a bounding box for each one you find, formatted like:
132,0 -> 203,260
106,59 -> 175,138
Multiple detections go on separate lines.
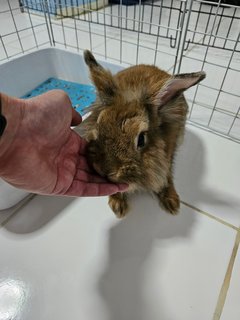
98,194 -> 196,320
175,127 -> 239,211
3,195 -> 77,234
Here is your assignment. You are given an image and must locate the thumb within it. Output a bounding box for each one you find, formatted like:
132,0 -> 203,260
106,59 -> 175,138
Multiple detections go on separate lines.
71,107 -> 82,126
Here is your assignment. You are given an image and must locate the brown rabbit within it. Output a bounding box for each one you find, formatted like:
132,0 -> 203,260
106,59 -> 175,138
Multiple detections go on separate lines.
80,50 -> 206,218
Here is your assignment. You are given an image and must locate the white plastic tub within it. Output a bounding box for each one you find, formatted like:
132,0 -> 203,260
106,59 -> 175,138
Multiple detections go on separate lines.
0,48 -> 124,210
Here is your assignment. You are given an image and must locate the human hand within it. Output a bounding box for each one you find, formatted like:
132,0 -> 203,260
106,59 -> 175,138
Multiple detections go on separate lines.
0,90 -> 128,196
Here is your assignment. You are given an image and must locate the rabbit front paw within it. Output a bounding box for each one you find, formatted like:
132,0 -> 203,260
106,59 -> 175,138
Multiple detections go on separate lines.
108,193 -> 129,218
157,185 -> 180,215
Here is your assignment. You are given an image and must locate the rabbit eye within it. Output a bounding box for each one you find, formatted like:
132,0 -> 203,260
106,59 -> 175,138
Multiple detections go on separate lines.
137,132 -> 145,149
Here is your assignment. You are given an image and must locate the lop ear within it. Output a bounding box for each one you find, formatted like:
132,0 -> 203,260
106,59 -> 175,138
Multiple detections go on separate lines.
84,50 -> 117,104
156,71 -> 206,107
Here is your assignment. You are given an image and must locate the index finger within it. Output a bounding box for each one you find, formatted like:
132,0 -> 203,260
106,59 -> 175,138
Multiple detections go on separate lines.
64,180 -> 128,197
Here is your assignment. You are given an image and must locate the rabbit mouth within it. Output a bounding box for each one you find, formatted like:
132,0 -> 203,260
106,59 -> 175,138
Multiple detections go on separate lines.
107,172 -> 126,183
92,163 -> 126,183
91,160 -> 138,185
107,171 -> 141,186
108,174 -> 137,191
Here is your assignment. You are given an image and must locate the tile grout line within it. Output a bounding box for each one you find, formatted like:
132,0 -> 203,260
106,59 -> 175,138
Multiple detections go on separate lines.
213,230 -> 240,320
181,201 -> 239,231
0,194 -> 36,228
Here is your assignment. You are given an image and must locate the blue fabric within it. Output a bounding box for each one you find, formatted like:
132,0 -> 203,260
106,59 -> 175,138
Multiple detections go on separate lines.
23,0 -> 98,14
21,77 -> 96,115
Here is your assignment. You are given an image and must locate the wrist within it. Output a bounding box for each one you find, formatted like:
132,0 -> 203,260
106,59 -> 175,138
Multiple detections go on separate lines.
0,93 -> 24,161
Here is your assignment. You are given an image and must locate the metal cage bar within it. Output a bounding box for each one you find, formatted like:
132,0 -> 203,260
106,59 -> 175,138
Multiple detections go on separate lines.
0,0 -> 239,142
177,0 -> 240,142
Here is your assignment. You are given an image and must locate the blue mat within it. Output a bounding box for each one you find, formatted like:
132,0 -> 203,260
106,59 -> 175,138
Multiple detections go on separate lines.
22,77 -> 96,115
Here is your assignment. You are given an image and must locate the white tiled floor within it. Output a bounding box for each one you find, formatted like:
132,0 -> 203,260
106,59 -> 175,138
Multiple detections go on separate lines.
0,125 -> 239,320
0,1 -> 240,319
221,244 -> 240,320
0,180 -> 237,320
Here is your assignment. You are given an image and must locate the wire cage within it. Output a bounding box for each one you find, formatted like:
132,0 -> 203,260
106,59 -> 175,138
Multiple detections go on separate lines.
0,0 -> 239,142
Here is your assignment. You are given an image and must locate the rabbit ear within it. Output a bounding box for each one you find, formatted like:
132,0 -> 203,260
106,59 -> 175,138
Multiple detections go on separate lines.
84,50 -> 117,104
156,71 -> 206,107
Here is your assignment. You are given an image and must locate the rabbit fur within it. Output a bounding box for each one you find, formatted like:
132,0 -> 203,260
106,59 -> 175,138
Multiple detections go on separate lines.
79,50 -> 206,218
